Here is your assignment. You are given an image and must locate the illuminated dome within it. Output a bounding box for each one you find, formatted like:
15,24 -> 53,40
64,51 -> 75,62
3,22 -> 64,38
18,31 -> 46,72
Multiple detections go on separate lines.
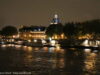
51,14 -> 60,24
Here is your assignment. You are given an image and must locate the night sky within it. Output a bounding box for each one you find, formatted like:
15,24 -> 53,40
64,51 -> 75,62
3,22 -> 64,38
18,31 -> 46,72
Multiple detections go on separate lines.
0,0 -> 100,28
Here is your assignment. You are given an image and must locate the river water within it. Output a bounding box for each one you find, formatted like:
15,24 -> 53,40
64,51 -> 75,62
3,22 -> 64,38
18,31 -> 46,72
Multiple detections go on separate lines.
0,44 -> 100,75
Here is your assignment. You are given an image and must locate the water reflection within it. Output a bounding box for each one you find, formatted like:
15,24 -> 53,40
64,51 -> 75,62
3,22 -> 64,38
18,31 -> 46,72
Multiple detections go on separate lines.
48,47 -> 55,53
84,49 -> 97,75
27,46 -> 33,52
1,44 -> 6,47
34,47 -> 39,51
0,45 -> 100,75
64,49 -> 84,75
15,45 -> 22,48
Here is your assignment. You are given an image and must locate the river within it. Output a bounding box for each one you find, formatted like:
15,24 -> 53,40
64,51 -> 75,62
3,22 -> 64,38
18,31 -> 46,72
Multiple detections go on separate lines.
0,44 -> 100,75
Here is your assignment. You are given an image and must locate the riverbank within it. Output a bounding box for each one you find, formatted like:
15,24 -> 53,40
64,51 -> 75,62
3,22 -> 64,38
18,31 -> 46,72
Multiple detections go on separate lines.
0,39 -> 100,50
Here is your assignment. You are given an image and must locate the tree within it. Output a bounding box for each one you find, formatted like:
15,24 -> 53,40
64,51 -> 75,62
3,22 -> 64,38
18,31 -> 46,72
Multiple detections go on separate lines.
81,19 -> 100,39
46,23 -> 63,37
1,26 -> 18,36
63,23 -> 78,39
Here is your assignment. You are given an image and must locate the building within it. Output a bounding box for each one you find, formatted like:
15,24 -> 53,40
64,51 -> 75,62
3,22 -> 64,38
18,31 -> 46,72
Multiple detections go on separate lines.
19,26 -> 46,40
50,14 -> 66,39
19,14 -> 66,40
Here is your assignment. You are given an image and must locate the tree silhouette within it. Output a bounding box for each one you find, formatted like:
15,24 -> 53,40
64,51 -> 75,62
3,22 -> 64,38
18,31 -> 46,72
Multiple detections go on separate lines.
1,26 -> 18,36
63,23 -> 78,39
46,23 -> 63,37
82,19 -> 100,39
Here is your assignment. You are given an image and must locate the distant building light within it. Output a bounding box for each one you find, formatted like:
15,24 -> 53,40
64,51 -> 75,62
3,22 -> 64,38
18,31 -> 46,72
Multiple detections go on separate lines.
49,38 -> 52,41
50,40 -> 56,46
34,39 -> 37,42
84,49 -> 91,53
42,39 -> 46,44
28,40 -> 31,42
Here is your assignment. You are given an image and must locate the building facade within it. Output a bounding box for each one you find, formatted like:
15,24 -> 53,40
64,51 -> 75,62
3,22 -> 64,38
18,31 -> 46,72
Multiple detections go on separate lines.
19,26 -> 46,40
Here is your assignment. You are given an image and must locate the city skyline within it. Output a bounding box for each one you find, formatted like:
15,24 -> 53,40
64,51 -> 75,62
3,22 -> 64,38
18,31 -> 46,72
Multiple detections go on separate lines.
0,0 -> 100,28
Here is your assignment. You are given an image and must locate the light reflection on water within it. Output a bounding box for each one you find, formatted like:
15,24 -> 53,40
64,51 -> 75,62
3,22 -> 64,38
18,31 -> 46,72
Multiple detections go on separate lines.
84,49 -> 98,75
0,44 -> 100,75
